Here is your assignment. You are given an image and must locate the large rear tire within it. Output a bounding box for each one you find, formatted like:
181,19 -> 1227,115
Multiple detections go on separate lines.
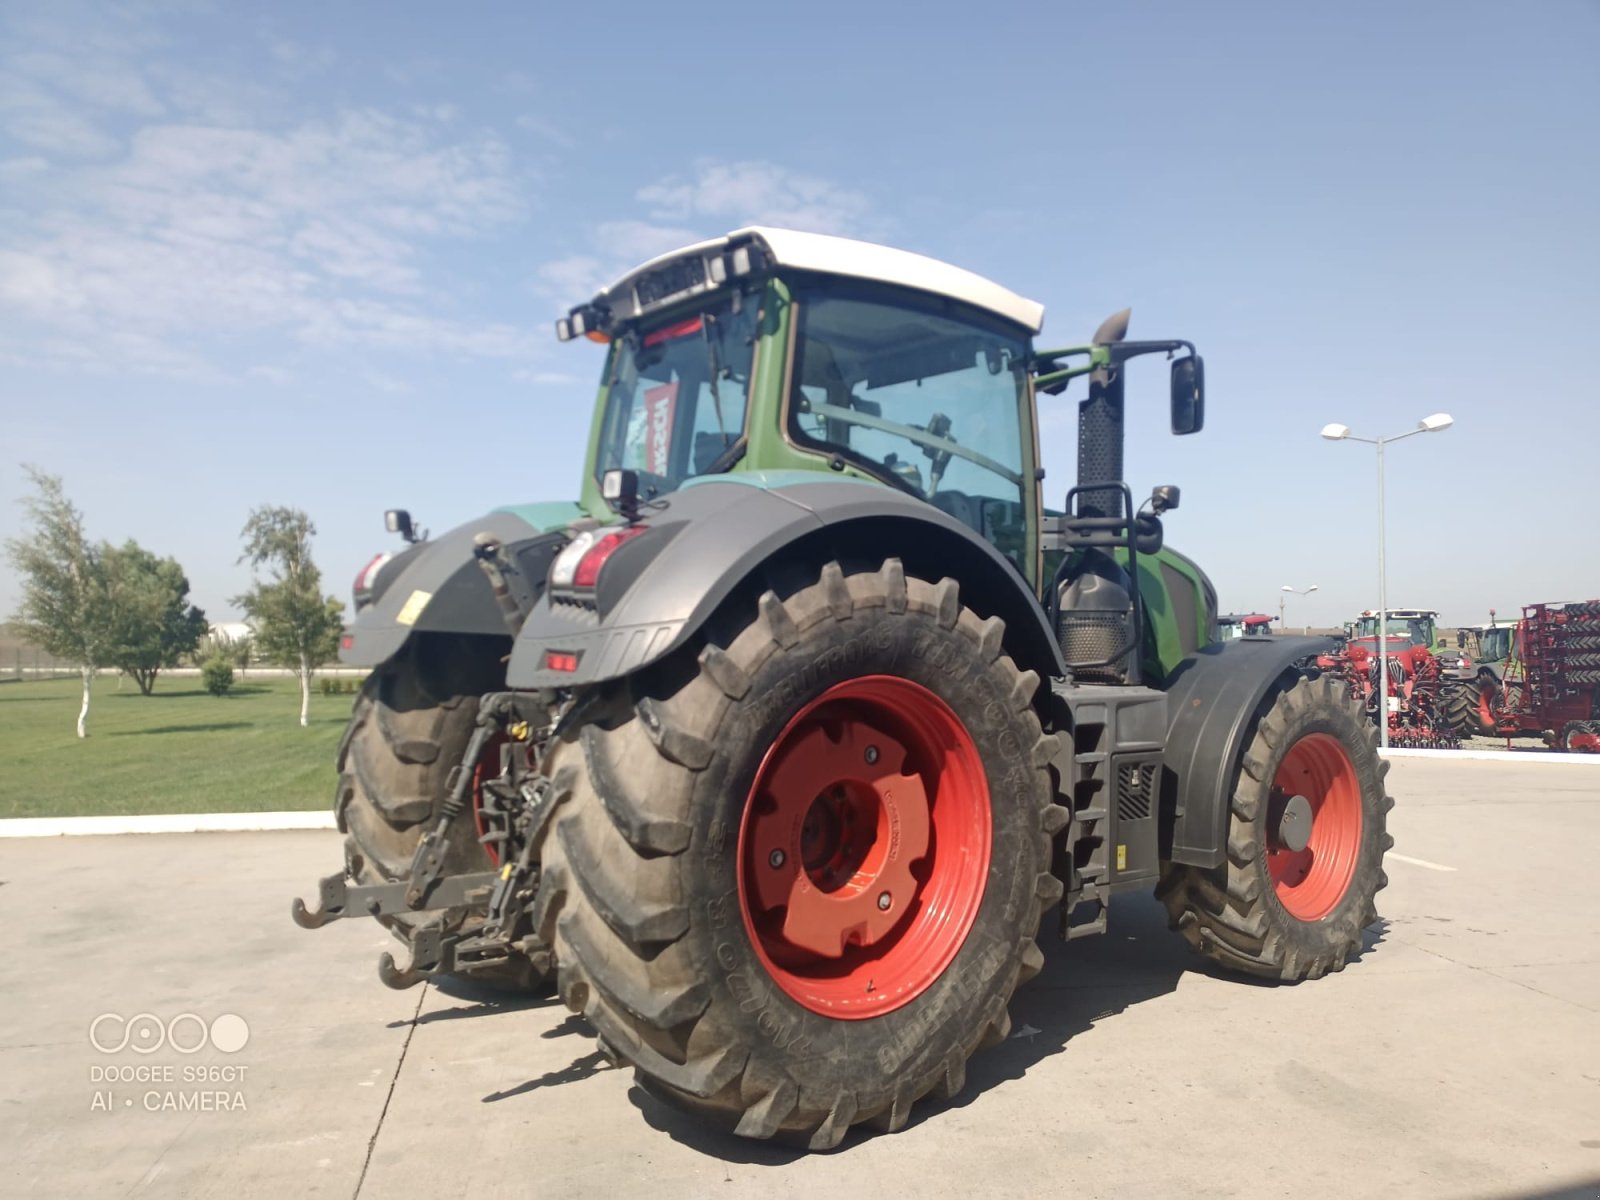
1156,674 -> 1393,981
1441,673 -> 1496,738
530,560 -> 1065,1148
337,634 -> 547,991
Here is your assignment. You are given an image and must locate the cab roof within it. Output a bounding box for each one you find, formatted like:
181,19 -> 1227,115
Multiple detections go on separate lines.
593,226 -> 1046,334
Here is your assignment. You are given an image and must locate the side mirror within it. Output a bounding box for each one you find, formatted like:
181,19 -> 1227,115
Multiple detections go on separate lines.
1171,355 -> 1205,435
385,509 -> 418,543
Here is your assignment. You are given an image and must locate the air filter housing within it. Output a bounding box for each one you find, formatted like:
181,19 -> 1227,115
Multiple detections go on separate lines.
1057,551 -> 1138,684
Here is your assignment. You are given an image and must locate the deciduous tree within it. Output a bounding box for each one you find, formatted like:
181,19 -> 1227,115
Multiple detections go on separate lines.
233,506 -> 344,726
102,542 -> 208,695
4,467 -> 111,737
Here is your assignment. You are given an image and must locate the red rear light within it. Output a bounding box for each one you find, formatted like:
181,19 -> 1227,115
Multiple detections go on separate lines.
573,526 -> 646,589
545,651 -> 580,672
352,552 -> 391,607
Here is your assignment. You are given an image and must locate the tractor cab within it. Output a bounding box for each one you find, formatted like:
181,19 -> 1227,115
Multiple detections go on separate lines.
555,226 -> 1216,685
1456,622 -> 1513,670
1351,608 -> 1439,653
1219,613 -> 1275,640
561,228 -> 1045,578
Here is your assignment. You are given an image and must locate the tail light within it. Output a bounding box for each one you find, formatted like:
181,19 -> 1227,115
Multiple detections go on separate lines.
352,552 -> 392,610
551,527 -> 646,591
573,527 -> 646,588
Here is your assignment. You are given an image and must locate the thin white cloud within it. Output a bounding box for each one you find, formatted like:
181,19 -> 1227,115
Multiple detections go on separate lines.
0,7 -> 546,381
1,106 -> 537,376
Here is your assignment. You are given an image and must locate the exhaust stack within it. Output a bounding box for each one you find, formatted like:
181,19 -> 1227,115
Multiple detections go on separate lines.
1078,308 -> 1130,520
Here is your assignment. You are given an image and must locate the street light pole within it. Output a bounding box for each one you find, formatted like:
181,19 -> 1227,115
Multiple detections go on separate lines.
1321,413 -> 1454,750
1280,584 -> 1319,634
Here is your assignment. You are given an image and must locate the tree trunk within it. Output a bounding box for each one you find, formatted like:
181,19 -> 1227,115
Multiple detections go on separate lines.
77,665 -> 92,738
299,653 -> 310,727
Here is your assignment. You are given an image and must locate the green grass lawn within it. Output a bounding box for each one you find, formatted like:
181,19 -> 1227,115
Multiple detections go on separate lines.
0,676 -> 361,818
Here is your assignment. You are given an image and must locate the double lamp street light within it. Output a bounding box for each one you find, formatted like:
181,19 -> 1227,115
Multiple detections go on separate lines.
1321,413 -> 1455,749
1280,583 -> 1318,633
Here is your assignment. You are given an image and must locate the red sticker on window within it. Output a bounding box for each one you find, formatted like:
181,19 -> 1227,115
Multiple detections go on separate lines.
643,382 -> 678,475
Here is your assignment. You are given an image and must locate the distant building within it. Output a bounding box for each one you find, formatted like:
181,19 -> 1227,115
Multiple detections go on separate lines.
208,622 -> 252,644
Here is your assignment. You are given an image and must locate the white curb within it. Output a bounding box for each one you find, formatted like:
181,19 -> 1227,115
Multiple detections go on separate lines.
1379,747 -> 1600,764
0,811 -> 338,838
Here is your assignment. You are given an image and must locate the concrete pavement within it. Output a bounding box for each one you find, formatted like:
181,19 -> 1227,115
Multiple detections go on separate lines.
2,757 -> 1596,1199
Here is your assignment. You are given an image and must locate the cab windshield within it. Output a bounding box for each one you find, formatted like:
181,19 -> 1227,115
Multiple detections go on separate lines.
1478,626 -> 1511,661
1355,616 -> 1434,646
788,279 -> 1031,571
595,296 -> 761,498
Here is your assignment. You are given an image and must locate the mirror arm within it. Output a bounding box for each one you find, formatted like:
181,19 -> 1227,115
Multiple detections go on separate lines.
1107,339 -> 1194,365
1032,362 -> 1094,394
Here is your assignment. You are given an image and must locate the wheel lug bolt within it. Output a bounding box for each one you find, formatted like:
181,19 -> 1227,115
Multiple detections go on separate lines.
865,745 -> 880,764
877,891 -> 892,911
769,849 -> 786,869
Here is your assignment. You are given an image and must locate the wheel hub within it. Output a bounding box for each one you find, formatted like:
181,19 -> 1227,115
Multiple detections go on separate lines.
1269,791 -> 1313,853
1265,733 -> 1364,921
736,674 -> 992,1019
748,723 -> 929,957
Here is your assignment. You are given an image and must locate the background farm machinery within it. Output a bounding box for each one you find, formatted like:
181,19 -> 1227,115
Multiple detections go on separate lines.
1321,609 -> 1457,749
1443,602 -> 1600,751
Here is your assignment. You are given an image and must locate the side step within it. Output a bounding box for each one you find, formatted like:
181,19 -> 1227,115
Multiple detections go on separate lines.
1047,682 -> 1168,941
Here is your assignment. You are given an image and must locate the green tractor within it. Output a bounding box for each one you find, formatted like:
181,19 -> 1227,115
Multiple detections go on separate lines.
1440,619 -> 1515,738
294,228 -> 1392,1148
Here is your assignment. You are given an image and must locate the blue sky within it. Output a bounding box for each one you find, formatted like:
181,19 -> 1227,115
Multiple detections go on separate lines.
2,1 -> 1596,630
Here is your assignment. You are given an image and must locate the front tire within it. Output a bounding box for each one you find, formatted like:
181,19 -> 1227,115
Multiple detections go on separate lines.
530,560 -> 1066,1148
1156,674 -> 1393,981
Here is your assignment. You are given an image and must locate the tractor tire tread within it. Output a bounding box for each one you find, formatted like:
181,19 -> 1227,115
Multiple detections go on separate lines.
530,559 -> 1059,1145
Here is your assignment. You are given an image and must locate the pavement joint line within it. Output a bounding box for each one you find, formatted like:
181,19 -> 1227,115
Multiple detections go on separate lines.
1387,852 -> 1456,872
1391,935 -> 1598,1014
353,982 -> 429,1200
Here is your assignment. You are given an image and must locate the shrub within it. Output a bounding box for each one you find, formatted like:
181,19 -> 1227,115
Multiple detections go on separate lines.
202,656 -> 235,696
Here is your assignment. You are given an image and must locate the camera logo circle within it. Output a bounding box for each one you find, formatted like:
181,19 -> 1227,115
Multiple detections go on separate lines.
89,1013 -> 250,1055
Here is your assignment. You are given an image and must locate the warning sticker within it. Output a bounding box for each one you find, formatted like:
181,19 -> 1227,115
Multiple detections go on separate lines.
395,590 -> 432,627
1116,844 -> 1127,871
642,381 -> 678,476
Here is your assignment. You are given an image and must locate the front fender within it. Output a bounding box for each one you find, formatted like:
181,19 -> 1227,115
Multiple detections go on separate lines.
1160,634 -> 1336,868
341,510 -> 567,667
506,478 -> 1063,689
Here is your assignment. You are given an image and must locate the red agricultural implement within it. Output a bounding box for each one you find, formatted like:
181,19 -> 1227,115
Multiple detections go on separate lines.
1473,601 -> 1600,751
1321,610 -> 1457,748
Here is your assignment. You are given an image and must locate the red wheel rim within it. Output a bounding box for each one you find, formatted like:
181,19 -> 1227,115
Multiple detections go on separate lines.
472,732 -> 509,866
1266,733 -> 1363,921
736,675 -> 991,1019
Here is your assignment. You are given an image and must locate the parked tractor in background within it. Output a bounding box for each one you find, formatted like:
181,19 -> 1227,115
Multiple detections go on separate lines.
1218,613 -> 1275,640
1448,602 -> 1600,750
1440,616 -> 1514,738
1322,608 -> 1456,748
292,227 -> 1393,1148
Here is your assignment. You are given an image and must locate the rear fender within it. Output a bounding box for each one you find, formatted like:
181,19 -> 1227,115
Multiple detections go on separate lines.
506,478 -> 1063,689
1161,635 -> 1336,867
341,510 -> 572,667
